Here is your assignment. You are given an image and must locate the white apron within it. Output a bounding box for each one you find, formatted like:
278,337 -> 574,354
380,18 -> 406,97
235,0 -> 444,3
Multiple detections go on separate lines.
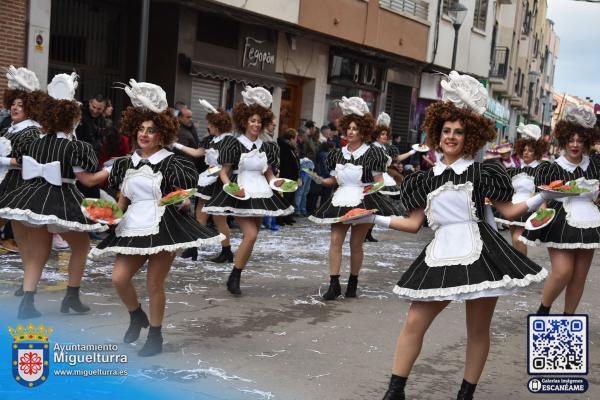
236,149 -> 272,198
197,148 -> 219,187
561,178 -> 600,229
331,163 -> 364,207
511,173 -> 535,203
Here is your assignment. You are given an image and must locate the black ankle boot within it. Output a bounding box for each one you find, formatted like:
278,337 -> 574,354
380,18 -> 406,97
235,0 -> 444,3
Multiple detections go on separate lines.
322,275 -> 341,300
456,379 -> 477,400
536,303 -> 551,315
124,305 -> 150,343
181,247 -> 198,261
18,291 -> 41,319
226,267 -> 242,295
364,227 -> 378,242
138,325 -> 163,357
345,274 -> 358,298
14,284 -> 24,296
382,374 -> 406,400
210,246 -> 234,263
60,286 -> 90,313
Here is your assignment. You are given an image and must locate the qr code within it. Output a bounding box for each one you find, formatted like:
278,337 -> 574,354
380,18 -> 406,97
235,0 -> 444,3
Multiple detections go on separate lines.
528,315 -> 587,374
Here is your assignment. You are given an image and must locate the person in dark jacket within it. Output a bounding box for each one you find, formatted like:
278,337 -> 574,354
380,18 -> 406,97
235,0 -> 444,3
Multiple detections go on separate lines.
277,129 -> 300,224
76,95 -> 107,198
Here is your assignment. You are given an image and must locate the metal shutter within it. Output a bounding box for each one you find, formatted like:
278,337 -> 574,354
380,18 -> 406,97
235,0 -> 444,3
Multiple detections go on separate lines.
190,78 -> 223,138
385,83 -> 412,153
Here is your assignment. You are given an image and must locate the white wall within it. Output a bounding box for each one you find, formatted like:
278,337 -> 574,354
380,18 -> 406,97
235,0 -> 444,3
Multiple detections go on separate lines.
211,0 -> 300,24
27,0 -> 51,88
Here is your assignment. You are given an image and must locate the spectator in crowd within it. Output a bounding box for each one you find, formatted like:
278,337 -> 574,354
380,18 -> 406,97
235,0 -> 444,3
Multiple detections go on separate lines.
277,128 -> 301,225
76,94 -> 108,155
98,125 -> 131,168
328,121 -> 341,148
177,106 -> 200,147
295,157 -> 314,217
315,141 -> 335,205
103,99 -> 114,128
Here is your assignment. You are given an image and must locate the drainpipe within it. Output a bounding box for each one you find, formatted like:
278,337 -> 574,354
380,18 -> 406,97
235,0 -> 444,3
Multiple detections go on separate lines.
137,0 -> 150,81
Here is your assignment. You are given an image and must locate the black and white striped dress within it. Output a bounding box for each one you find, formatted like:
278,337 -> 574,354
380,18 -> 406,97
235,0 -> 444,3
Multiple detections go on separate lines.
203,135 -> 294,217
395,159 -> 547,301
90,150 -> 223,257
371,141 -> 401,196
196,133 -> 237,201
0,133 -> 107,232
0,120 -> 40,195
520,155 -> 600,249
309,144 -> 400,224
495,160 -> 548,226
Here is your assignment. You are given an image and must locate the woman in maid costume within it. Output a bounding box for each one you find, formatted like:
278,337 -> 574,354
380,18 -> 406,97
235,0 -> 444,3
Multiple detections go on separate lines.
203,86 -> 293,296
0,72 -> 108,319
349,72 -> 551,400
519,105 -> 600,315
308,97 -> 399,300
172,100 -> 237,263
83,80 -> 222,356
494,123 -> 548,255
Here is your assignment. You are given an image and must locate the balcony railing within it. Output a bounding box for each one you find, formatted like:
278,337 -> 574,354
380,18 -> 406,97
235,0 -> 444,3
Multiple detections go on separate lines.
490,46 -> 509,79
379,0 -> 429,21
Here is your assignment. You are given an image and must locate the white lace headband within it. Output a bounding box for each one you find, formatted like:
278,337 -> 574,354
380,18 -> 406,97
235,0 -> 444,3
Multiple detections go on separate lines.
440,71 -> 487,115
5,65 -> 40,92
116,79 -> 168,113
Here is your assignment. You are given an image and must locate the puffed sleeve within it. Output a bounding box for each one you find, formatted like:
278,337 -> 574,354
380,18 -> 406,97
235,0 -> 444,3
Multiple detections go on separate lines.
11,127 -> 40,163
368,146 -> 389,172
70,140 -> 99,173
480,162 -> 514,201
218,138 -> 241,165
264,142 -> 280,170
505,167 -> 519,178
533,160 -> 558,187
165,155 -> 199,191
326,149 -> 340,174
107,157 -> 130,191
387,144 -> 399,160
400,171 -> 427,210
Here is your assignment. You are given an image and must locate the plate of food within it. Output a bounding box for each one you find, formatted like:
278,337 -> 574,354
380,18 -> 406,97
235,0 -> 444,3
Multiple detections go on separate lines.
270,178 -> 298,192
412,143 -> 430,153
206,165 -> 222,176
81,198 -> 123,225
159,188 -> 197,206
538,180 -> 590,197
525,208 -> 555,230
223,182 -> 250,200
363,182 -> 384,195
336,208 -> 378,223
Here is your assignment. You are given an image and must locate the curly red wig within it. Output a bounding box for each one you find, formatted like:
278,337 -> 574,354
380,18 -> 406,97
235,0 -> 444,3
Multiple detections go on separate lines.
120,107 -> 179,147
553,120 -> 600,150
206,108 -> 232,134
422,101 -> 496,157
514,138 -> 548,159
2,89 -> 42,121
40,99 -> 82,134
337,113 -> 376,143
232,103 -> 274,132
371,124 -> 391,143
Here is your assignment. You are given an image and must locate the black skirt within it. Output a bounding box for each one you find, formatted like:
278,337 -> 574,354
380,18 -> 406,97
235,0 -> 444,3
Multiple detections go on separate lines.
309,191 -> 400,224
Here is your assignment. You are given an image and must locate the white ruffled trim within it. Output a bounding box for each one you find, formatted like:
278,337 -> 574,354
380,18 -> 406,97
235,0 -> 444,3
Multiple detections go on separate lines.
308,215 -> 342,225
380,189 -> 401,196
0,207 -> 108,232
494,217 -> 525,227
195,192 -> 212,200
89,233 -> 226,258
392,269 -> 548,301
518,235 -> 600,249
203,205 -> 294,217
424,181 -> 478,230
562,199 -> 600,228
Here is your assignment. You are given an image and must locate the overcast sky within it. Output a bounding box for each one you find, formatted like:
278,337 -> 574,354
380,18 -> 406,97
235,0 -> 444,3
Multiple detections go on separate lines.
546,0 -> 600,104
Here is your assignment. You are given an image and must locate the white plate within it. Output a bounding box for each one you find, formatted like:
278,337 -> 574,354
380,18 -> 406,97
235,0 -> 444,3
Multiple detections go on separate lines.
223,183 -> 250,200
412,144 -> 430,153
270,178 -> 298,192
525,208 -> 555,230
335,209 -> 378,223
537,187 -> 586,198
207,165 -> 222,176
80,198 -> 122,225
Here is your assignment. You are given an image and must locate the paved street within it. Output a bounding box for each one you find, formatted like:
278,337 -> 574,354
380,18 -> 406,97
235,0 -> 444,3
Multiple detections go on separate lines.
1,220 -> 598,400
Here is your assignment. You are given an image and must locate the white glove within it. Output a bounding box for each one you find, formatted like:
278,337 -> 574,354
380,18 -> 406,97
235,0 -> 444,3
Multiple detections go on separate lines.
103,165 -> 113,173
172,142 -> 184,150
343,214 -> 391,227
408,149 -> 416,155
0,157 -> 12,166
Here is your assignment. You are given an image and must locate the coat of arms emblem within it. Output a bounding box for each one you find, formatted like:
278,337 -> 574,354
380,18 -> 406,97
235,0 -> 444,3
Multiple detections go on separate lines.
9,324 -> 52,387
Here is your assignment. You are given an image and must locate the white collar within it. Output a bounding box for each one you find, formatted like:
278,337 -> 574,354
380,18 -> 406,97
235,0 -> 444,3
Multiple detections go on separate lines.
131,148 -> 173,167
432,157 -> 474,176
342,143 -> 369,160
238,134 -> 262,151
212,132 -> 232,144
371,141 -> 385,148
555,155 -> 589,172
7,119 -> 38,133
56,132 -> 74,141
522,159 -> 540,168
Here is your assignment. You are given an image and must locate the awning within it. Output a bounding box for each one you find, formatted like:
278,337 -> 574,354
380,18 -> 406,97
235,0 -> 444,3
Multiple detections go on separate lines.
190,60 -> 287,89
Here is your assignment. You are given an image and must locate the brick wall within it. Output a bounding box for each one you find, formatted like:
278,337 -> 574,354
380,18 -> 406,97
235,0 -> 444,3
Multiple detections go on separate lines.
0,0 -> 28,102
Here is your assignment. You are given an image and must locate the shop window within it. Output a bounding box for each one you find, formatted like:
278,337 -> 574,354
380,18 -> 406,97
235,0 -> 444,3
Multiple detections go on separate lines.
472,0 -> 488,31
196,12 -> 239,49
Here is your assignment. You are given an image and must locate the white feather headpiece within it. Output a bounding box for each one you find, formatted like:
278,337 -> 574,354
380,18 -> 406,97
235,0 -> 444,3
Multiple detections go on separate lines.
241,86 -> 272,109
516,123 -> 542,141
118,79 -> 168,113
338,96 -> 370,117
5,65 -> 40,92
199,99 -> 218,114
47,72 -> 78,101
440,71 -> 487,115
564,104 -> 597,129
376,112 -> 391,127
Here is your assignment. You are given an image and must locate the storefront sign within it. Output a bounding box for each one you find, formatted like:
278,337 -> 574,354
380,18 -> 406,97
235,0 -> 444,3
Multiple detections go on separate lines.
328,53 -> 384,90
242,36 -> 275,71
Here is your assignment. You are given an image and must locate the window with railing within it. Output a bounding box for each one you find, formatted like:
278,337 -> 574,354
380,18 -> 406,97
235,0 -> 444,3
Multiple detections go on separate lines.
490,46 -> 509,79
473,0 -> 488,30
379,0 -> 429,20
522,2 -> 532,35
442,0 -> 457,15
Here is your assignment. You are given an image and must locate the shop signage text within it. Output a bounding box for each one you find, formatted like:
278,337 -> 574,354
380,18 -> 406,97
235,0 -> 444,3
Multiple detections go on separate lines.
243,36 -> 275,71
